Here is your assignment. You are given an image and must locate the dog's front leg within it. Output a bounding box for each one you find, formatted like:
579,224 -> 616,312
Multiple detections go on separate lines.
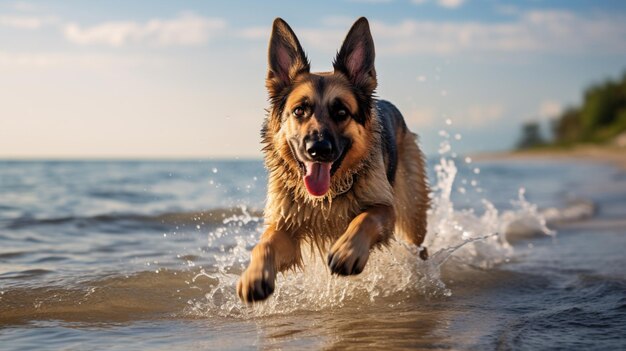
328,205 -> 395,275
237,225 -> 299,303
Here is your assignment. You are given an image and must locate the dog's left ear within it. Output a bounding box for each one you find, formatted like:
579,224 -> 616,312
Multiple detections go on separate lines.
333,17 -> 377,96
266,18 -> 310,103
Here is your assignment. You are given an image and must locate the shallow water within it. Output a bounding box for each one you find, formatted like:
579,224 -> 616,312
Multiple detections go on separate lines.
1,157 -> 625,350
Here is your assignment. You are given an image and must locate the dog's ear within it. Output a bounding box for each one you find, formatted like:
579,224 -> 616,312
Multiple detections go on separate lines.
266,18 -> 310,102
333,17 -> 377,96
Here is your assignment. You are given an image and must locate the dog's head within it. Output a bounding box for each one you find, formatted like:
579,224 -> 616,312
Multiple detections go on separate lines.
263,17 -> 377,198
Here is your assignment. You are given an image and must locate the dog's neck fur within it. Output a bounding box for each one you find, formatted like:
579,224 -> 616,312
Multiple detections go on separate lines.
261,106 -> 394,248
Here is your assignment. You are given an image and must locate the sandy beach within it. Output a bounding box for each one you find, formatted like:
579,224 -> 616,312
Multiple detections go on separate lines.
474,144 -> 626,171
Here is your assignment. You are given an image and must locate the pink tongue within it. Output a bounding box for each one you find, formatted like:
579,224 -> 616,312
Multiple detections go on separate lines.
303,162 -> 332,196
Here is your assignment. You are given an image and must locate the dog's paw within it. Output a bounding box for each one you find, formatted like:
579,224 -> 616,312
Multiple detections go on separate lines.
419,246 -> 428,260
327,234 -> 370,276
237,264 -> 275,303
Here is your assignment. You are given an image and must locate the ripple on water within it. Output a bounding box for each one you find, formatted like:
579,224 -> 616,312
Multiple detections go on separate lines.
495,273 -> 626,349
0,157 -> 590,349
0,269 -> 54,280
0,251 -> 30,260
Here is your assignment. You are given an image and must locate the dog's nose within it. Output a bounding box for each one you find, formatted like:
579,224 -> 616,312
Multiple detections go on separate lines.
306,140 -> 333,160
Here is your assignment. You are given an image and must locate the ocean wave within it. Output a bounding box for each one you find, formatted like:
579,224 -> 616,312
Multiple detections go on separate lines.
0,269 -> 53,280
0,156 -> 600,322
4,207 -> 263,230
186,157 -> 559,318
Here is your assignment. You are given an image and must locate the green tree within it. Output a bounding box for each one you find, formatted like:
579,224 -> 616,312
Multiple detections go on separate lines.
516,121 -> 545,149
580,81 -> 622,134
550,70 -> 626,145
551,107 -> 581,144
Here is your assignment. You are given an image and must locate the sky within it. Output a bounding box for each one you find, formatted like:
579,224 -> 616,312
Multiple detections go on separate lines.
1,0 -> 625,158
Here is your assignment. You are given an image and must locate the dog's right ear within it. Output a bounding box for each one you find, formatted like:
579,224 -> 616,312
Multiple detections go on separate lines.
334,17 -> 376,97
266,18 -> 310,102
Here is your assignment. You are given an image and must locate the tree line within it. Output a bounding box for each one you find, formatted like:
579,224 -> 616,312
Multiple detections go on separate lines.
517,71 -> 626,149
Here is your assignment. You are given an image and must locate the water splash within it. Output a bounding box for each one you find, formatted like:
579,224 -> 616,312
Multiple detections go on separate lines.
186,155 -> 555,318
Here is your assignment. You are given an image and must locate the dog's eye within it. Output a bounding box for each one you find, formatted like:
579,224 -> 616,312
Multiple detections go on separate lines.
293,106 -> 305,118
335,108 -> 349,121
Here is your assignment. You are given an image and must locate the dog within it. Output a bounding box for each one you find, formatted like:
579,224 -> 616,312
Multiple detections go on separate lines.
237,17 -> 429,303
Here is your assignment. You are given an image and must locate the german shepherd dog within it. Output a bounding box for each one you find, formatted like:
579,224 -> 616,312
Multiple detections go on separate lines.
237,17 -> 429,303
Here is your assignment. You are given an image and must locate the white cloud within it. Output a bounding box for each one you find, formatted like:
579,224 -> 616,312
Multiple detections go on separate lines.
0,51 -> 55,67
371,11 -> 626,55
452,104 -> 505,127
12,1 -> 39,12
347,0 -> 393,3
238,26 -> 267,40
267,10 -> 626,56
437,0 -> 465,9
0,14 -> 57,29
63,12 -> 226,47
405,104 -> 504,128
411,0 -> 466,9
0,51 -> 165,69
539,100 -> 562,119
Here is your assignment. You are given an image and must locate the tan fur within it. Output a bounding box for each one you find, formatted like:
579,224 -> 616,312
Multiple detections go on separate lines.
339,118 -> 370,177
393,132 -> 430,250
237,17 -> 429,303
327,204 -> 395,274
237,225 -> 299,302
284,80 -> 315,110
264,106 -> 392,245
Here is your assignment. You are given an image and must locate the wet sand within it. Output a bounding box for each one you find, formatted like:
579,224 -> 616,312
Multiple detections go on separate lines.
474,145 -> 626,171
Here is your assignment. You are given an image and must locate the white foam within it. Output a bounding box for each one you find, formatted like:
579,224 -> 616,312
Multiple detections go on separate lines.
186,156 -> 555,318
541,199 -> 595,225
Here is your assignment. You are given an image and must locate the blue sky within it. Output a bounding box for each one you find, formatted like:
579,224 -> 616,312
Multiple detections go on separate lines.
1,0 -> 625,158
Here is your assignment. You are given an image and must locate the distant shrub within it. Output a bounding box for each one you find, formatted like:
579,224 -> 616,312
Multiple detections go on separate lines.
516,121 -> 546,149
517,70 -> 626,150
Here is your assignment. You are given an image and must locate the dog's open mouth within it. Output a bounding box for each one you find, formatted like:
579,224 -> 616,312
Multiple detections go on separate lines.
303,162 -> 332,197
289,139 -> 350,197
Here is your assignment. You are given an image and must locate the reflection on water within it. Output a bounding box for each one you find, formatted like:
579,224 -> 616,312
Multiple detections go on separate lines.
1,157 -> 625,349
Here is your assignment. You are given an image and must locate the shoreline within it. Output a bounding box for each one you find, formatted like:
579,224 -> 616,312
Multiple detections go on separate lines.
473,144 -> 626,171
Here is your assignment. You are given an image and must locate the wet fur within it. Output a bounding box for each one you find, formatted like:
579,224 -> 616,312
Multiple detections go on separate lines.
237,17 -> 429,303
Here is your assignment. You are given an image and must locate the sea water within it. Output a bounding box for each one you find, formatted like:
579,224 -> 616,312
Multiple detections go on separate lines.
0,152 -> 625,349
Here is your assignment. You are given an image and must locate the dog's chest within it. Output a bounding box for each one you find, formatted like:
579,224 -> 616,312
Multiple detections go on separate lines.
299,196 -> 360,239
266,189 -> 362,241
